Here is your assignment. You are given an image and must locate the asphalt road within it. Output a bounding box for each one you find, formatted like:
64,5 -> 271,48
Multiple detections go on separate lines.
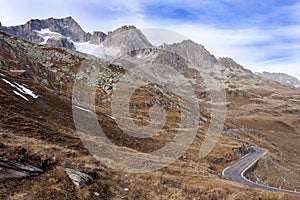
222,147 -> 300,197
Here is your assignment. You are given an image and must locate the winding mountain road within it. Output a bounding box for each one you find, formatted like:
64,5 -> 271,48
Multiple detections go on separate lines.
222,147 -> 300,197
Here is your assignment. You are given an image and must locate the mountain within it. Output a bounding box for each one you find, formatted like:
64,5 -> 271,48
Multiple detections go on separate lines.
0,17 -> 299,199
0,16 -> 107,49
256,71 -> 300,89
104,25 -> 152,50
1,16 -> 298,87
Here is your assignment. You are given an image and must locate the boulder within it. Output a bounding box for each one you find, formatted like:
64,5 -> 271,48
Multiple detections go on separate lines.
0,158 -> 43,180
65,168 -> 93,188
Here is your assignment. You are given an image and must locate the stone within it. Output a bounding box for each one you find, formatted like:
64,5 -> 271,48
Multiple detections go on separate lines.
0,159 -> 43,180
46,37 -> 75,50
65,168 -> 93,188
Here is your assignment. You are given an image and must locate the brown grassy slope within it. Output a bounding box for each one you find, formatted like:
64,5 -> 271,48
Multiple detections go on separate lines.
225,82 -> 300,192
0,31 -> 299,199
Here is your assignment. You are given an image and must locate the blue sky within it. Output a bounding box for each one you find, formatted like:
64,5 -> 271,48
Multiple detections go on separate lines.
0,0 -> 299,78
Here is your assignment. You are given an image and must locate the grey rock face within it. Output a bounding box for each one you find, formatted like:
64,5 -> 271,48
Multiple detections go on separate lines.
161,40 -> 218,69
256,72 -> 300,88
46,37 -> 75,50
65,168 -> 93,188
0,159 -> 43,180
90,31 -> 107,44
0,17 -> 108,50
104,25 -> 153,51
0,17 -> 89,43
219,57 -> 247,71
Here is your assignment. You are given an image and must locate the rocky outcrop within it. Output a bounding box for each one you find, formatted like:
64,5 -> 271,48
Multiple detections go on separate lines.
218,57 -> 251,72
46,37 -> 75,50
233,143 -> 252,159
90,31 -> 107,44
256,71 -> 300,89
0,158 -> 43,180
65,168 -> 93,188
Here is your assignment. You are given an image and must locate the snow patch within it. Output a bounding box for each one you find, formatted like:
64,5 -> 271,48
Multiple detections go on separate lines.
34,28 -> 62,45
14,82 -> 39,98
35,28 -> 61,35
10,70 -> 26,73
74,105 -> 93,113
73,42 -> 98,55
2,78 -> 15,87
0,72 -> 4,76
13,90 -> 29,101
40,36 -> 52,44
105,114 -> 116,120
2,78 -> 39,100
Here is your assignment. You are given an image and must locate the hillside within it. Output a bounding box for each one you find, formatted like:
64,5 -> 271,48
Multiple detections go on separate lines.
0,17 -> 299,200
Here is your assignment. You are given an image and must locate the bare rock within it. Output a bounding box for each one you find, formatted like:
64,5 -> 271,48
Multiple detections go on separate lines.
256,71 -> 300,89
65,168 -> 93,188
90,31 -> 106,45
0,16 -> 90,48
46,37 -> 75,50
233,143 -> 252,159
0,159 -> 43,180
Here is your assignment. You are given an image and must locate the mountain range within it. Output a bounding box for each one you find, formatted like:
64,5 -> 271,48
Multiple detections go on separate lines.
1,16 -> 299,89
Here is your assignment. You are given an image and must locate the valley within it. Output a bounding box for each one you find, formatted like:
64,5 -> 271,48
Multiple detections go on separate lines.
0,17 -> 299,199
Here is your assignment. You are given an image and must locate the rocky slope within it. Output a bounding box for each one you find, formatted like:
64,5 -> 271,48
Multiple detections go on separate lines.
0,18 -> 299,199
256,71 -> 300,89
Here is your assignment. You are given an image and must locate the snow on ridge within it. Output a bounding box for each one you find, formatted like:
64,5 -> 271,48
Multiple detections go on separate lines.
34,28 -> 61,35
34,29 -> 121,58
34,28 -> 62,44
40,36 -> 52,45
1,78 -> 39,100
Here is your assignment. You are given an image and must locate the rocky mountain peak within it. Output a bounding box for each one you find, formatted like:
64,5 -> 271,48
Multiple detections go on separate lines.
107,25 -> 138,35
28,16 -> 89,42
161,39 -> 218,68
0,17 -> 107,49
103,25 -> 152,52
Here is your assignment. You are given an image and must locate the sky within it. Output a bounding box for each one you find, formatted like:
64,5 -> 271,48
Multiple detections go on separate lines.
0,0 -> 299,79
